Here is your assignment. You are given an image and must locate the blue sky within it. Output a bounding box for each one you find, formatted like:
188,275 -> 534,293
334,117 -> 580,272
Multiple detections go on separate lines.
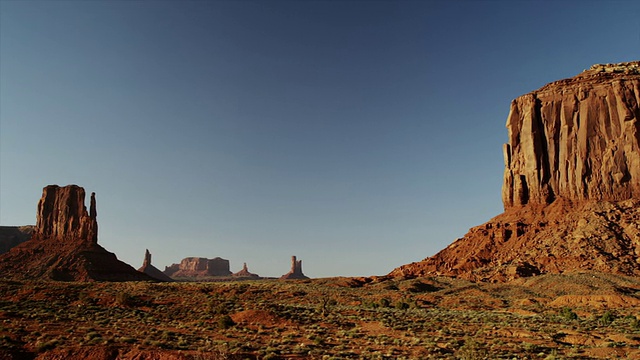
1,0 -> 639,277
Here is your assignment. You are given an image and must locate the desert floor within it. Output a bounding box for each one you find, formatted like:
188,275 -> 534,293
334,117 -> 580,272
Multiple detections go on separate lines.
2,272 -> 640,359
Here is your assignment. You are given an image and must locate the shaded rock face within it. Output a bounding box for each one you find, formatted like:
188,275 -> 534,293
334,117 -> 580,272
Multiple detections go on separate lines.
138,249 -> 173,282
392,62 -> 640,281
0,185 -> 151,281
164,257 -> 232,278
280,256 -> 309,280
503,62 -> 640,208
0,226 -> 34,254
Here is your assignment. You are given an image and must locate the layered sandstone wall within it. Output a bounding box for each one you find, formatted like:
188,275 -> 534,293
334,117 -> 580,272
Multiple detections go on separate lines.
502,61 -> 640,208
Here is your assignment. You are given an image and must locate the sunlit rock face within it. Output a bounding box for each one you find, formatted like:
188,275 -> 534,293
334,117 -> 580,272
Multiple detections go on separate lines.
502,61 -> 640,208
33,185 -> 98,244
391,62 -> 640,281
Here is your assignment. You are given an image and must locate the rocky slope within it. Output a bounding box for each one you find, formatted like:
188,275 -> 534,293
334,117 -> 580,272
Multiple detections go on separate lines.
392,61 -> 640,281
0,185 -> 152,281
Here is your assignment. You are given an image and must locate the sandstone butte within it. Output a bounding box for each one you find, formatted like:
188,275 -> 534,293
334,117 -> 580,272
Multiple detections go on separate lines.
391,61 -> 640,281
0,185 -> 152,281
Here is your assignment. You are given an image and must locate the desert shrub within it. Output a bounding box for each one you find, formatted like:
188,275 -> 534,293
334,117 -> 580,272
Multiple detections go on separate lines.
379,298 -> 390,308
115,292 -> 135,307
218,315 -> 235,329
384,283 -> 399,291
559,307 -> 578,321
405,280 -> 439,293
599,310 -> 616,326
453,338 -> 487,360
320,297 -> 338,316
395,301 -> 410,311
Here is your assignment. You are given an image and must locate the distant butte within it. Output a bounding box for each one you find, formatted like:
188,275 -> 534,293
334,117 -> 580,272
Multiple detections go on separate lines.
233,262 -> 260,279
280,256 -> 309,280
391,61 -> 640,281
0,185 -> 152,281
138,249 -> 173,282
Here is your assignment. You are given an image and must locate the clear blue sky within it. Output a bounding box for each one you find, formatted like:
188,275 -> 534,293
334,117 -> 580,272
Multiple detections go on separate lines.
1,0 -> 639,278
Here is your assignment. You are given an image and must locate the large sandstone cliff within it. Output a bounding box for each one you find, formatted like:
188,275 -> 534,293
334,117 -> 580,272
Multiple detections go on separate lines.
503,62 -> 640,207
392,61 -> 640,281
0,185 -> 151,281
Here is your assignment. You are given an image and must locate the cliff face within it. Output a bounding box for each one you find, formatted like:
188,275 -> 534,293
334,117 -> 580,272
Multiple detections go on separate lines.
391,61 -> 640,281
0,185 -> 151,281
503,62 -> 640,207
33,185 -> 98,244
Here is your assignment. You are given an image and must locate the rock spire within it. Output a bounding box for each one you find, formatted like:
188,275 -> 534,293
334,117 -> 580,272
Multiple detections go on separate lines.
138,249 -> 173,282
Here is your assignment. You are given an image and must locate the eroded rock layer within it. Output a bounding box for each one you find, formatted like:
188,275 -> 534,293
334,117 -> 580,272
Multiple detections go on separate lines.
391,199 -> 640,281
391,61 -> 640,281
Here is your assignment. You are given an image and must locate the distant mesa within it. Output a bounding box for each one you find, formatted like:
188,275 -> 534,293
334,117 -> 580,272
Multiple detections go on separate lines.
280,256 -> 309,280
138,249 -> 173,282
0,185 -> 152,281
164,256 -> 233,279
391,61 -> 640,281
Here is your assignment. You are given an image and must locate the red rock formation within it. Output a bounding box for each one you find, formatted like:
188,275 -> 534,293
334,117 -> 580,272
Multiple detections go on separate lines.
280,256 -> 309,280
34,185 -> 98,244
0,185 -> 152,281
391,61 -> 640,281
503,61 -> 640,207
138,249 -> 173,282
164,257 -> 232,278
